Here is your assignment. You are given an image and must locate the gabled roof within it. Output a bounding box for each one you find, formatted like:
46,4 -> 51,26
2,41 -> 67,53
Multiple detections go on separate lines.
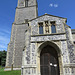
29,13 -> 67,22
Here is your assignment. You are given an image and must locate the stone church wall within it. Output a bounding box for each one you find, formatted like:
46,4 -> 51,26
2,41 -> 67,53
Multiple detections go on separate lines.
12,24 -> 29,67
5,0 -> 75,74
5,0 -> 38,70
6,23 -> 29,68
21,15 -> 75,75
31,15 -> 66,35
15,6 -> 37,24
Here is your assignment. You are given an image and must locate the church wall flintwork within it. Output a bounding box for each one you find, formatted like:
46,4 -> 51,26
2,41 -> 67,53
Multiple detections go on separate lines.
5,0 -> 75,75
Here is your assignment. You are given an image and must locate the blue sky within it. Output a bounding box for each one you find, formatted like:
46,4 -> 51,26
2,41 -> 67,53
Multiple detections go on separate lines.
0,0 -> 75,51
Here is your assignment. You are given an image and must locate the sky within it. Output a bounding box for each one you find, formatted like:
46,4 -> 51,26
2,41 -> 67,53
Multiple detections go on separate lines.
0,0 -> 75,51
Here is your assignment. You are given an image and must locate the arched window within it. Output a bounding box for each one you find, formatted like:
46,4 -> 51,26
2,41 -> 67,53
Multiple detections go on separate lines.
25,0 -> 28,7
51,24 -> 56,33
39,23 -> 43,34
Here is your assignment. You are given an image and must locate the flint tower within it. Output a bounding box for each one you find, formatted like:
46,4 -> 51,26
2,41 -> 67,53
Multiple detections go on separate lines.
5,0 -> 38,69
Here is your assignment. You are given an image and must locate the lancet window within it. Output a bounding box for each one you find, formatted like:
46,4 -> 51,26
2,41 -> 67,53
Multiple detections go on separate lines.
38,21 -> 56,34
39,23 -> 43,34
51,21 -> 56,33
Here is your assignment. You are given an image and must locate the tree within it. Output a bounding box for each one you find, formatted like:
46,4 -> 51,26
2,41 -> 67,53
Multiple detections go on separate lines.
0,51 -> 2,65
0,50 -> 7,67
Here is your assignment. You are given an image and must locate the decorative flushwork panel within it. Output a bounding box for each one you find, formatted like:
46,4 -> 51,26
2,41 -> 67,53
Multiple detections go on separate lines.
32,25 -> 38,35
31,34 -> 66,42
25,45 -> 31,64
56,24 -> 64,33
71,68 -> 75,74
65,25 -> 75,63
25,29 -> 31,64
31,43 -> 36,64
65,68 -> 71,75
23,68 -> 36,75
64,68 -> 75,75
67,41 -> 75,63
61,41 -> 69,63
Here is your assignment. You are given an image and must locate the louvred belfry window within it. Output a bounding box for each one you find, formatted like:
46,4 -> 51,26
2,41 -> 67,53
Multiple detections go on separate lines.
40,45 -> 60,75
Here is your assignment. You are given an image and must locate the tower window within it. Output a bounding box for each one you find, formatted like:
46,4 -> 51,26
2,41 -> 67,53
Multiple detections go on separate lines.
25,0 -> 28,7
39,23 -> 43,34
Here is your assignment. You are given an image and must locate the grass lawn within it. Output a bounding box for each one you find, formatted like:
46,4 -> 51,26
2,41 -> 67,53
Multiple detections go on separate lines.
0,66 -> 4,72
0,66 -> 21,75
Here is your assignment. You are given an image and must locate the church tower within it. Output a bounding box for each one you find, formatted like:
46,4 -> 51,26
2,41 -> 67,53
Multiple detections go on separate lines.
5,0 -> 38,70
15,0 -> 38,24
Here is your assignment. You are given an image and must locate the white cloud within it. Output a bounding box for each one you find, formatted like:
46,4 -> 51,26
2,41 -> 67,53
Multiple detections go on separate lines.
0,45 -> 7,49
54,4 -> 58,7
49,3 -> 58,8
49,3 -> 53,7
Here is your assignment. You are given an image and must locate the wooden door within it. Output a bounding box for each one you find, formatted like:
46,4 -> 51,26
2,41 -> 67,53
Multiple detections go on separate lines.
40,46 -> 60,75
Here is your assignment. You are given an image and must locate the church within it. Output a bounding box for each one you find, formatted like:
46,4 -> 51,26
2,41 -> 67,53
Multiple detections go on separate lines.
5,0 -> 75,75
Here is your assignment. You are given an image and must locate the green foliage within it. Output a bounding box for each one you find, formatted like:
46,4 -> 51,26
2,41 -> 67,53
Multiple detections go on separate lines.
0,52 -> 2,65
0,50 -> 7,66
0,51 -> 21,75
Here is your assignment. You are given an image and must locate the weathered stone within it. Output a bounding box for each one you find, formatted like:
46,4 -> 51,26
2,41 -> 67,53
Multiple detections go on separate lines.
5,0 -> 75,75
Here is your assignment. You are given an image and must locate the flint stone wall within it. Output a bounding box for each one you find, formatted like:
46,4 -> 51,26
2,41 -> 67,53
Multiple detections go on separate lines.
31,15 -> 66,35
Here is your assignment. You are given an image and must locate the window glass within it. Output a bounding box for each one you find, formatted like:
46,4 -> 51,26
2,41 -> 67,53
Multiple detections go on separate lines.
51,24 -> 56,33
38,21 -> 56,34
39,23 -> 43,34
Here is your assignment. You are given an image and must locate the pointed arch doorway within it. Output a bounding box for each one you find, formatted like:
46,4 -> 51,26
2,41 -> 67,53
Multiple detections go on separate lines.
40,45 -> 60,75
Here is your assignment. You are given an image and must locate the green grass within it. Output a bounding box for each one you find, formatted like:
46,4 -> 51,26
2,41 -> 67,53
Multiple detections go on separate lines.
0,66 -> 4,72
0,67 -> 21,75
0,70 -> 21,75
